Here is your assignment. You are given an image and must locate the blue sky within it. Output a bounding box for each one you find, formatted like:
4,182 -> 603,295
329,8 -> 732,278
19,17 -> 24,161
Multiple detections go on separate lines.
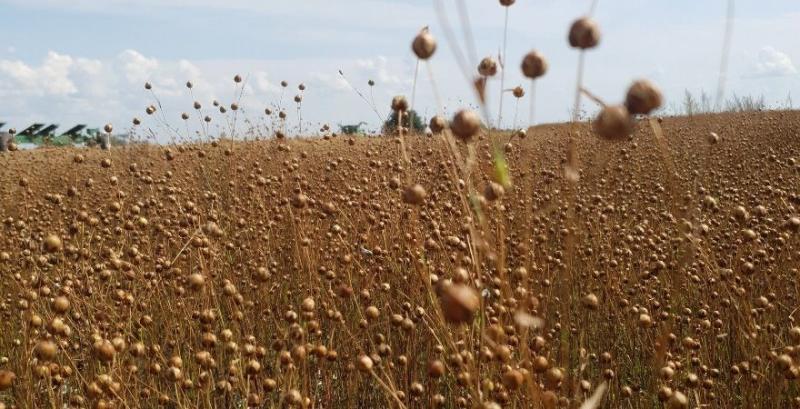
1,0 -> 798,139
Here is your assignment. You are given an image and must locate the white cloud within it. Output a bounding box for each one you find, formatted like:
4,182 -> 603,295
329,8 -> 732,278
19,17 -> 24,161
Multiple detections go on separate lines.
0,50 -> 213,139
309,72 -> 349,92
0,60 -> 36,87
749,46 -> 797,78
118,49 -> 159,84
0,51 -> 87,96
356,56 -> 404,86
0,49 -> 423,141
254,71 -> 280,94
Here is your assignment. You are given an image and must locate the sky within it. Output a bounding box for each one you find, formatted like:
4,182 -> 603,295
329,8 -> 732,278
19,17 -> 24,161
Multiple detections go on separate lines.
0,0 -> 798,141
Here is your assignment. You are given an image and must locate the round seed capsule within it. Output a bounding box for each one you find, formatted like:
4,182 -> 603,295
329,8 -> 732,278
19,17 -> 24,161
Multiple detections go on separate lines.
521,51 -> 548,79
412,29 -> 437,60
451,110 -> 481,141
625,79 -> 663,115
391,96 -> 409,112
478,57 -> 498,77
568,17 -> 600,49
593,105 -> 633,140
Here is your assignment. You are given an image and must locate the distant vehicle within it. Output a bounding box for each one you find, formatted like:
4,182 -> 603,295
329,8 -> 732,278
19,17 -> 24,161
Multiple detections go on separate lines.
1,122 -> 127,149
339,122 -> 368,135
18,123 -> 45,138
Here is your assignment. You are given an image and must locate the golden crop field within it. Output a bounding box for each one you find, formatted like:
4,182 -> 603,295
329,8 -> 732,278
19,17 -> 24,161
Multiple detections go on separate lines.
2,0 -> 800,407
1,109 -> 800,408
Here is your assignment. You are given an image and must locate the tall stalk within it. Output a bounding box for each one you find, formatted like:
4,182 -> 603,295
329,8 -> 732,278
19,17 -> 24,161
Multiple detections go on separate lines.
497,6 -> 510,129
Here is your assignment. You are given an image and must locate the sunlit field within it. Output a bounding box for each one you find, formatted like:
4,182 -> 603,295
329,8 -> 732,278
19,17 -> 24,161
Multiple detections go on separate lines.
2,110 -> 800,408
2,1 -> 800,408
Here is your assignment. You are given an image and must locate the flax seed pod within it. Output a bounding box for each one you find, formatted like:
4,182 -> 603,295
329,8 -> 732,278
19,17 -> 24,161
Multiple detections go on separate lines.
440,284 -> 480,324
391,96 -> 408,112
521,51 -> 548,79
44,234 -> 63,253
593,105 -> 633,140
429,115 -> 447,134
357,355 -> 373,372
478,57 -> 498,77
625,79 -> 663,115
412,28 -> 437,60
568,17 -> 600,49
484,182 -> 505,202
0,370 -> 15,391
402,184 -> 426,205
451,110 -> 481,142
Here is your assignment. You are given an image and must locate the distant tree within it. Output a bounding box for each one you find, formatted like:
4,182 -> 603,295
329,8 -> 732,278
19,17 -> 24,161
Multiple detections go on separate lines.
683,90 -> 699,116
725,93 -> 766,112
699,90 -> 713,113
383,109 -> 424,134
682,89 -> 715,116
673,89 -> 786,116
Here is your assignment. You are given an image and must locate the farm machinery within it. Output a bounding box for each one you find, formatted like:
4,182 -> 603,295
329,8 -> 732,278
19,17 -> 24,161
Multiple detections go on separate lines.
14,123 -> 104,146
0,122 -> 124,151
338,121 -> 368,135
